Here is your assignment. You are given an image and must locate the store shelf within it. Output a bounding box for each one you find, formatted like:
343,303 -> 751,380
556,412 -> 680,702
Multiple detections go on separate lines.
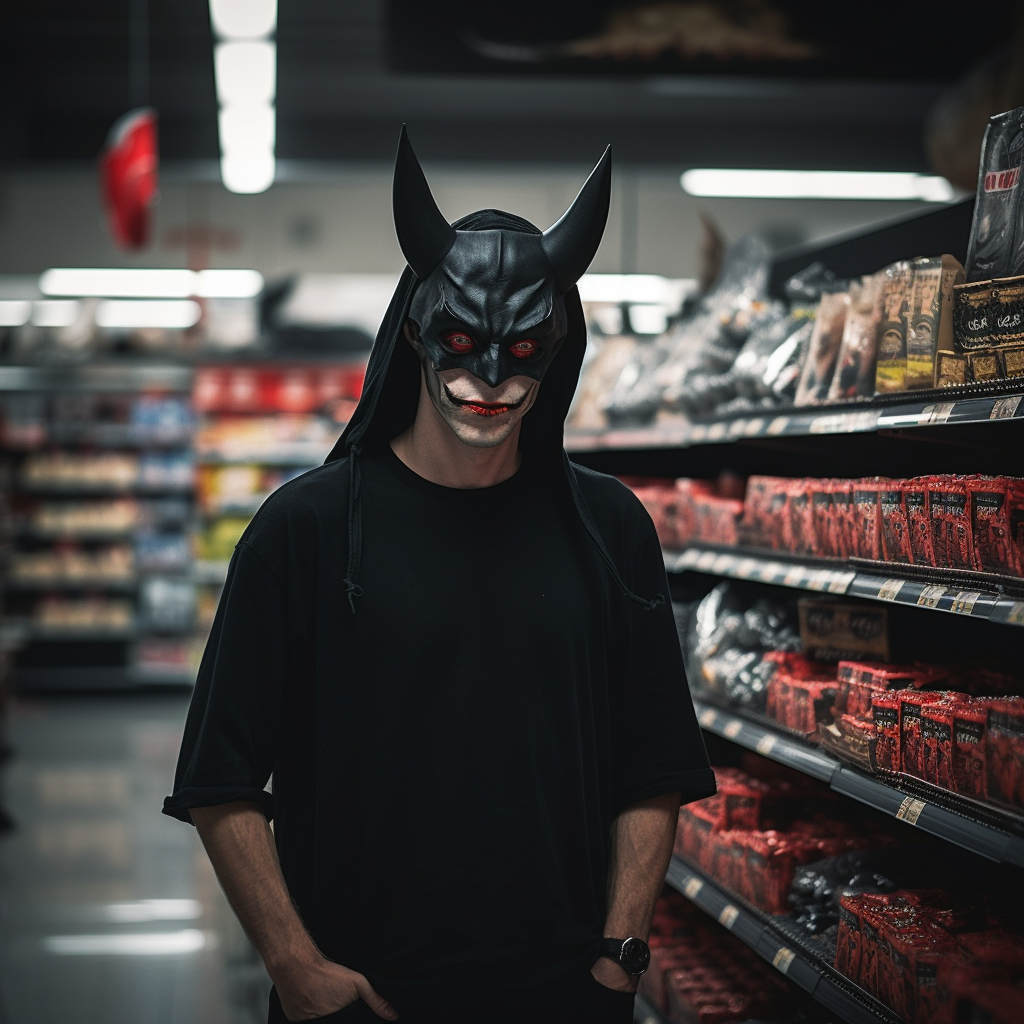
196,447 -> 326,466
669,545 -> 1024,628
664,858 -> 900,1024
0,364 -> 193,393
692,698 -> 1024,868
565,387 -> 1024,453
17,482 -> 195,495
4,577 -> 139,591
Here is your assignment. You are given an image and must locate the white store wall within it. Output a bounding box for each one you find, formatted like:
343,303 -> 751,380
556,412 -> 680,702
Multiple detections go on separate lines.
0,163 -> 941,284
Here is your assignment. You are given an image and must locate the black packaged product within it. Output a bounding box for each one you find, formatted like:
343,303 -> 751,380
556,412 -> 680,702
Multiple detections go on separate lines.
965,106 -> 1024,282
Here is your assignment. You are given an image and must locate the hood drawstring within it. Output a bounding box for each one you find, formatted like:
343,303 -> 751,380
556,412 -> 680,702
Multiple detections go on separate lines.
343,443 -> 364,613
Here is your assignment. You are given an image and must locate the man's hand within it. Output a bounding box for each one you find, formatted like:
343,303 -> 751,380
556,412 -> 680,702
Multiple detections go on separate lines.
590,956 -> 638,994
276,957 -> 398,1020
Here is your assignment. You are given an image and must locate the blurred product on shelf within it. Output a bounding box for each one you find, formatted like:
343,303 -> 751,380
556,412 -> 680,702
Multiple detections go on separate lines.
194,515 -> 254,564
681,581 -> 1024,811
642,887 -> 804,1023
32,596 -> 133,630
8,543 -> 134,582
627,472 -> 1024,577
20,452 -> 139,489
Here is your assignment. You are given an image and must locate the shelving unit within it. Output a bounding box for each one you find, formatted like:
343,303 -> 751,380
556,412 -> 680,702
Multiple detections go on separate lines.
664,859 -> 901,1024
569,200 -> 1024,1024
0,364 -> 199,690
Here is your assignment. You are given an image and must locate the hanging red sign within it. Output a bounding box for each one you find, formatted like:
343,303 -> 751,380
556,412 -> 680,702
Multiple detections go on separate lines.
98,107 -> 159,250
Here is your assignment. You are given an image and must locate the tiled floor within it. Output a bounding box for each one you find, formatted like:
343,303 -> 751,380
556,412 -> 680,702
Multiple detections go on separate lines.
0,691 -> 270,1024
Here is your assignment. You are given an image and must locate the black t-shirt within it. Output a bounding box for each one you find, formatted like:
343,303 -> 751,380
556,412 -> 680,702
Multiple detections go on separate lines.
163,443 -> 714,993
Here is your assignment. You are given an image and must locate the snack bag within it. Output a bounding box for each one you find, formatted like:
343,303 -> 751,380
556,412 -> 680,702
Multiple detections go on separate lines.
965,106 -> 1024,282
906,255 -> 965,389
879,483 -> 913,564
968,476 -> 1024,575
796,289 -> 849,406
829,272 -> 884,401
873,260 -> 913,393
851,480 -> 884,561
951,698 -> 988,800
904,477 -> 936,567
928,476 -> 974,571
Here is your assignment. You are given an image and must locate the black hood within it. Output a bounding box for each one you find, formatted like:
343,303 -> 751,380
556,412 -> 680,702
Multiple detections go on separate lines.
323,134 -> 663,615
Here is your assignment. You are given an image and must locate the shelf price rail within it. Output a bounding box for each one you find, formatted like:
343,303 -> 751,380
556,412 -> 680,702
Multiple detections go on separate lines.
692,699 -> 1024,868
664,859 -> 901,1024
668,546 -> 1024,628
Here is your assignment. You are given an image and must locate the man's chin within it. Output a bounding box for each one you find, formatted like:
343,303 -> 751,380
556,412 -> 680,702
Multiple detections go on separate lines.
445,418 -> 520,449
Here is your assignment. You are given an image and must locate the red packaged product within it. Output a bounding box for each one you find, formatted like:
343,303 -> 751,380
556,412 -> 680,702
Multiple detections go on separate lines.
787,478 -> 816,557
901,691 -> 949,779
830,480 -> 857,560
985,698 -> 1024,810
738,476 -> 777,549
950,975 -> 1024,1024
922,695 -> 970,791
766,482 -> 791,552
858,905 -> 886,998
810,484 -> 839,558
743,833 -> 797,914
967,476 -> 1020,575
872,692 -> 903,774
642,946 -> 691,1013
929,476 -> 975,571
714,769 -> 771,832
851,480 -> 884,561
950,699 -> 988,799
786,677 -> 840,737
880,483 -> 914,564
904,477 -> 937,567
836,895 -> 865,981
956,929 -> 1024,970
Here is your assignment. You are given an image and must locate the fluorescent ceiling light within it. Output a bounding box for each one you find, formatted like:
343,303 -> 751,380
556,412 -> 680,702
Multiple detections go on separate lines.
39,268 -> 263,299
215,41 -> 276,106
578,274 -> 696,304
680,168 -> 957,202
41,268 -> 195,298
32,300 -> 81,328
218,104 -> 276,156
196,269 -> 264,298
0,299 -> 31,326
43,929 -> 207,956
96,300 -> 202,329
221,153 -> 276,195
102,899 -> 202,923
209,0 -> 277,40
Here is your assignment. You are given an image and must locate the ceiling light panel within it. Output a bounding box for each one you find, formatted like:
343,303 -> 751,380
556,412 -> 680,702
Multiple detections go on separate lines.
214,42 -> 276,107
680,168 -> 957,202
209,0 -> 277,40
96,300 -> 202,330
218,104 -> 276,156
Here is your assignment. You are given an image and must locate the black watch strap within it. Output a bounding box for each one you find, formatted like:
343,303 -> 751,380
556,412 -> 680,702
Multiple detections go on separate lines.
599,936 -> 651,976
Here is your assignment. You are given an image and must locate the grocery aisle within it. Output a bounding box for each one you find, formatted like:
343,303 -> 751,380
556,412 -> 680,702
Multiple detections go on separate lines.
0,692 -> 267,1024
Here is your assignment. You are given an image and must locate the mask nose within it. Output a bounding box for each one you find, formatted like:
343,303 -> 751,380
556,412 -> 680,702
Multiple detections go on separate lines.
477,344 -> 503,389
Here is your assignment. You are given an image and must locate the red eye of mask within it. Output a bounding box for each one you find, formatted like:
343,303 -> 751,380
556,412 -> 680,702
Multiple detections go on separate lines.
443,331 -> 475,354
509,339 -> 539,359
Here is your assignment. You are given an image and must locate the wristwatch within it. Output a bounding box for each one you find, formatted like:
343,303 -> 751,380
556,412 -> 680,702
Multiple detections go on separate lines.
598,936 -> 651,976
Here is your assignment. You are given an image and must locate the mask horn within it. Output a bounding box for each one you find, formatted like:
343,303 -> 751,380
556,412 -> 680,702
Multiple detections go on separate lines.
541,145 -> 612,293
393,125 -> 457,280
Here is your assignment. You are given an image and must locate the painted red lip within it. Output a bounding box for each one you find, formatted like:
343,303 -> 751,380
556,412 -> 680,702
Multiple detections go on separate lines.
443,384 -> 524,416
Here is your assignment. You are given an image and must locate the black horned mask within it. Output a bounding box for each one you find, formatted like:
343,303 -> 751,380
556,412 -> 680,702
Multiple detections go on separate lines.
394,126 -> 611,389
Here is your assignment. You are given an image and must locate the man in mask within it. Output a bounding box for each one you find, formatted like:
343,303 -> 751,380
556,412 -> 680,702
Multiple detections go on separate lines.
163,128 -> 714,1024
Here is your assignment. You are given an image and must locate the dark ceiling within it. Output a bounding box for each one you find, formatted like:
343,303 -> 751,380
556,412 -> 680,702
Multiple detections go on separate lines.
2,0 -> 1022,176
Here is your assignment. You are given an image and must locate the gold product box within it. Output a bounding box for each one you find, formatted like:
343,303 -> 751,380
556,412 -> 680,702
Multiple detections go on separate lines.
939,274 -> 1024,387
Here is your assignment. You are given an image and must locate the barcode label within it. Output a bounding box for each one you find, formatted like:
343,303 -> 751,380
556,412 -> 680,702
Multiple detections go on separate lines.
896,796 -> 927,824
756,734 -> 777,756
773,948 -> 796,974
877,579 -> 906,601
719,905 -> 739,929
684,877 -> 703,899
699,708 -> 718,728
723,720 -> 743,739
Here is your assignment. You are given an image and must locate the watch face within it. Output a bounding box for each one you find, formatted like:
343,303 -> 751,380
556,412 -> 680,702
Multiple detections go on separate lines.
620,937 -> 651,975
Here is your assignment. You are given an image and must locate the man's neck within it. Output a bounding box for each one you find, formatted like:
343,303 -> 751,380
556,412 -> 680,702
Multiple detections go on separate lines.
390,409 -> 522,490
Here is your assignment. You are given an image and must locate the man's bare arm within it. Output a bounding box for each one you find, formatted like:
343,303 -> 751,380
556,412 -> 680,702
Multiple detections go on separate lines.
190,801 -> 398,1021
592,791 -> 680,993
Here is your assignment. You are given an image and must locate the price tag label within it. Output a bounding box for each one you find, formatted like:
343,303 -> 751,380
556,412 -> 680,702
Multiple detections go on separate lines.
896,796 -> 927,824
697,550 -> 718,571
698,708 -> 719,729
728,418 -> 747,437
736,558 -> 759,579
827,571 -> 856,594
766,417 -> 789,436
723,720 -> 743,739
1005,601 -> 1024,625
917,585 -> 947,608
711,553 -> 734,575
951,591 -> 982,615
921,402 -> 956,425
676,549 -> 701,570
744,418 -> 765,436
773,947 -> 796,974
756,733 -> 777,756
707,422 -> 728,441
990,396 -> 1022,419
877,579 -> 906,602
809,413 -> 847,435
689,424 -> 708,442
684,877 -> 704,899
783,567 -> 806,587
719,905 -> 740,929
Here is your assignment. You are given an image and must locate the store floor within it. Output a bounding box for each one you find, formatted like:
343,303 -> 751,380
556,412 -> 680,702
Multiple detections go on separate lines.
0,691 -> 269,1024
